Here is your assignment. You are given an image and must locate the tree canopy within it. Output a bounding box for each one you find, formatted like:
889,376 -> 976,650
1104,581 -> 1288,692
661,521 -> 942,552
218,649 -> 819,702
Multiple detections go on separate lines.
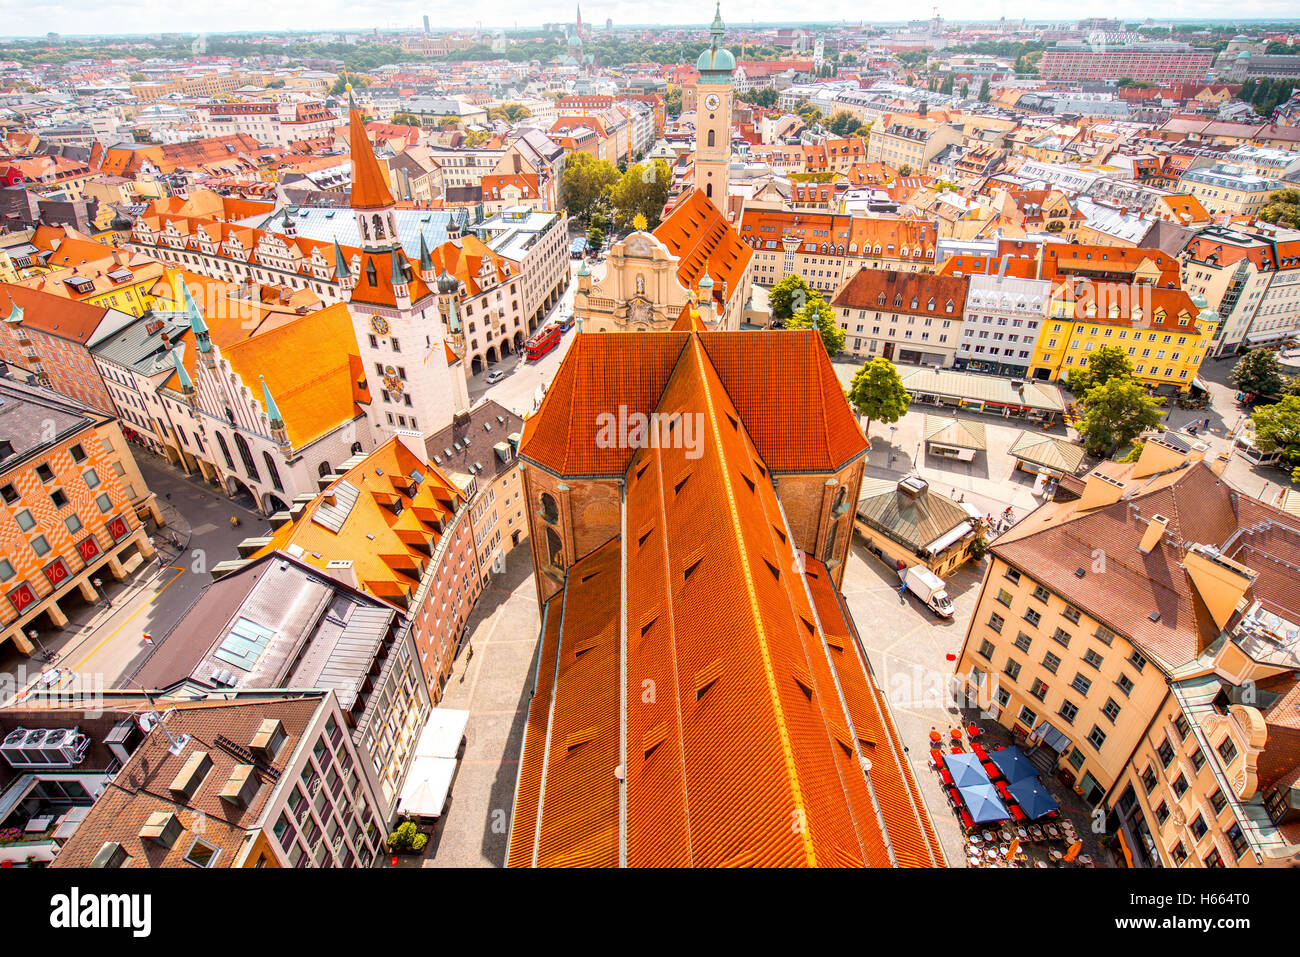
1231,348 -> 1286,400
768,273 -> 812,322
1065,345 -> 1136,396
847,357 -> 910,434
609,160 -> 672,231
1259,188 -> 1300,229
560,152 -> 620,222
1075,377 -> 1164,455
1251,397 -> 1300,474
785,295 -> 844,356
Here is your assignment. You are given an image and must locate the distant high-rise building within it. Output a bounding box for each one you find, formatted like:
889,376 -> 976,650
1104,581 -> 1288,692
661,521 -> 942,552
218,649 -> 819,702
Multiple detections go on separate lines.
423,14 -> 431,32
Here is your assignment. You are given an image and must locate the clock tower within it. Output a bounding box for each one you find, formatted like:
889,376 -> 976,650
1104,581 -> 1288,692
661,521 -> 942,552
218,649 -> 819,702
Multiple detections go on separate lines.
344,89 -> 468,442
693,3 -> 735,203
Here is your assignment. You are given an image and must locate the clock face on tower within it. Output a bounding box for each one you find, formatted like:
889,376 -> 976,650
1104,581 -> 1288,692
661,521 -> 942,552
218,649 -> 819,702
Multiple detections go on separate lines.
370,315 -> 390,336
704,93 -> 720,112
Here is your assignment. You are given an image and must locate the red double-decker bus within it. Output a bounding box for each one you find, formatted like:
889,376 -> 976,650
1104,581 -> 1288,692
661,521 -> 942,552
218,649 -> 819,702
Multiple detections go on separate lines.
525,324 -> 561,360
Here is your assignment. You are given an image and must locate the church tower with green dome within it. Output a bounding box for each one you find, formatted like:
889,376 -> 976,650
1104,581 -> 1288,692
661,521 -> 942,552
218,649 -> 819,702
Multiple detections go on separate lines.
693,3 -> 735,203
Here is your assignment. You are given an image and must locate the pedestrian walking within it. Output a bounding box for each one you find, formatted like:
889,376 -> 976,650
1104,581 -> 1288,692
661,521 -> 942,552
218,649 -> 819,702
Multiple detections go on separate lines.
898,582 -> 908,603
1204,417 -> 1211,431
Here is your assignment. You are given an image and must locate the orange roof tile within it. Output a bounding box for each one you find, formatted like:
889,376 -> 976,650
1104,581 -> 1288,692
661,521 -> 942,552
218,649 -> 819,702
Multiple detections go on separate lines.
251,437 -> 461,608
652,188 -> 752,307
221,301 -> 369,448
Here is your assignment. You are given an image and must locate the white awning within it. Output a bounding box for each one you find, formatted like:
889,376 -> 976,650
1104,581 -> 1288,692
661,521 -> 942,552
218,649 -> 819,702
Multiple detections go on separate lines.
414,708 -> 469,759
395,708 -> 470,818
397,756 -> 458,818
924,521 -> 973,555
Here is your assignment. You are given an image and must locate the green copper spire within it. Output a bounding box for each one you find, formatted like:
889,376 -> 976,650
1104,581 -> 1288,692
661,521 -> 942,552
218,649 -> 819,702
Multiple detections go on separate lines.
3,295 -> 23,325
391,249 -> 408,287
179,279 -> 210,352
260,375 -> 284,428
711,1 -> 724,35
171,347 -> 193,392
447,294 -> 461,334
418,231 -> 433,271
333,239 -> 350,278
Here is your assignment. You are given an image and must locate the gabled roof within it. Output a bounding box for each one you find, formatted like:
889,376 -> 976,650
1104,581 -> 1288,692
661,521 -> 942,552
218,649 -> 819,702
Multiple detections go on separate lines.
652,188 -> 752,306
220,302 -> 369,448
252,438 -> 462,609
519,330 -> 869,478
0,282 -> 112,345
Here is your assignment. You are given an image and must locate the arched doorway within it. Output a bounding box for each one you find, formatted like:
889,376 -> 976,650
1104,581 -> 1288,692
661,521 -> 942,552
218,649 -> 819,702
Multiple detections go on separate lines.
514,331 -> 525,350
350,441 -> 363,455
225,476 -> 257,511
471,355 -> 483,375
485,345 -> 498,365
317,461 -> 333,479
500,339 -> 512,356
263,491 -> 291,514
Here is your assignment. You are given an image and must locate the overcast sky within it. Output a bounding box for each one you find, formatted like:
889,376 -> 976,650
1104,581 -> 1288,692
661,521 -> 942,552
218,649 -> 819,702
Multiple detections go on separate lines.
9,3 -> 1299,40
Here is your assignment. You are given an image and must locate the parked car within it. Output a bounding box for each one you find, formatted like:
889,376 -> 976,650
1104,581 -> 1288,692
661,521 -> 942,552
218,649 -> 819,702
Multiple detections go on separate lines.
485,370 -> 506,384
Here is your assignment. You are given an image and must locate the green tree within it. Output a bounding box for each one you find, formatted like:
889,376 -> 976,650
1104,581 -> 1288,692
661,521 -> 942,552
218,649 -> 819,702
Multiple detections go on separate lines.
786,295 -> 844,355
560,152 -> 619,222
768,273 -> 812,322
827,110 -> 858,136
1076,377 -> 1164,456
1231,347 -> 1286,400
665,84 -> 682,117
1250,396 -> 1300,470
391,112 -> 422,127
978,78 -> 991,102
1259,188 -> 1300,229
1065,344 -> 1135,395
488,102 -> 532,122
330,72 -> 369,96
586,226 -> 605,257
609,159 -> 672,230
846,356 -> 910,434
128,71 -> 145,81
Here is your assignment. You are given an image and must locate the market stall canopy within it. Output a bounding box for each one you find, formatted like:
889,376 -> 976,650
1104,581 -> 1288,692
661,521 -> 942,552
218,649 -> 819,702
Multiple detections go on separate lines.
395,708 -> 470,818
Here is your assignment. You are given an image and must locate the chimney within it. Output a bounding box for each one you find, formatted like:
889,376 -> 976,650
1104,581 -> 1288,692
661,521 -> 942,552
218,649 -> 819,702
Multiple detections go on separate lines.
1138,513 -> 1169,554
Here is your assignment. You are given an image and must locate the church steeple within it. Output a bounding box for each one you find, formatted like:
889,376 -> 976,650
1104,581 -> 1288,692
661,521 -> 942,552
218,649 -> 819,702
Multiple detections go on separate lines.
347,85 -> 399,253
261,375 -> 289,448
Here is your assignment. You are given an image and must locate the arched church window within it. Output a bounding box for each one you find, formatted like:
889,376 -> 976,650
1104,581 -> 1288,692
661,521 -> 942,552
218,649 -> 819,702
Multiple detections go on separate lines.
540,492 -> 559,524
707,129 -> 716,148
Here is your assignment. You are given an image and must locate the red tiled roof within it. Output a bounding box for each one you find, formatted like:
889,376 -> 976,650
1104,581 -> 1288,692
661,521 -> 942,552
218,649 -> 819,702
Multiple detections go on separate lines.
519,330 -> 869,477
509,331 -> 941,868
652,188 -> 752,307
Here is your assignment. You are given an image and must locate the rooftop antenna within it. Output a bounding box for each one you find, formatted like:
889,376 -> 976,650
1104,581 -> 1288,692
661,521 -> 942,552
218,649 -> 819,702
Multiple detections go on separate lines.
133,681 -> 190,756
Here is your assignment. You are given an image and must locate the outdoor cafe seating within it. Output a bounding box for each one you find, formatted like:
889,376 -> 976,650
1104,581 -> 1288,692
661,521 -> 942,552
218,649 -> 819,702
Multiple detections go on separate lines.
929,738 -> 1084,868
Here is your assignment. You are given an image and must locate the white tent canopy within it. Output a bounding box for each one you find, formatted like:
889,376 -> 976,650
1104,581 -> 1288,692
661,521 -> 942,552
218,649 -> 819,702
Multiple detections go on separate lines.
396,709 -> 469,819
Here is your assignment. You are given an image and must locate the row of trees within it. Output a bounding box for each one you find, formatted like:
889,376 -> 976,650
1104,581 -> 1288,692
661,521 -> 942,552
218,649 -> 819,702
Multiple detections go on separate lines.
1237,77 -> 1300,118
560,153 -> 672,231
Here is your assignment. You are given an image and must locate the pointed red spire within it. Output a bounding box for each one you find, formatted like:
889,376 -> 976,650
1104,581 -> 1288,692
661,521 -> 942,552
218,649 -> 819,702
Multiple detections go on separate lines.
348,98 -> 394,211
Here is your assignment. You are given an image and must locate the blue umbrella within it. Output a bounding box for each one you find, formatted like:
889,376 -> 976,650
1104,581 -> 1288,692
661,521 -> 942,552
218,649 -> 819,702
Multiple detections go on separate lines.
959,782 -> 1010,823
1008,779 -> 1060,820
989,746 -> 1038,784
945,751 -> 991,789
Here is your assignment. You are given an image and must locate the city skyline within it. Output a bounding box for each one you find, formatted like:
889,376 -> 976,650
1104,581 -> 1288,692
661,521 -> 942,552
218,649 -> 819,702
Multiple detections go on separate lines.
11,5 -> 1300,40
